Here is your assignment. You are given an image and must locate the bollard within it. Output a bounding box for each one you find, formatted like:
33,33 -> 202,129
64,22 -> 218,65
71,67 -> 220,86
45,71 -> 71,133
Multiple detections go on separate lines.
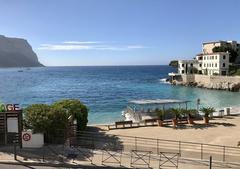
42,145 -> 45,162
13,141 -> 17,160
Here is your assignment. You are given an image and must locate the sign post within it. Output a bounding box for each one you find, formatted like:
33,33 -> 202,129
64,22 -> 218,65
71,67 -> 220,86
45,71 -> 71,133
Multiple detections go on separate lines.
0,103 -> 22,146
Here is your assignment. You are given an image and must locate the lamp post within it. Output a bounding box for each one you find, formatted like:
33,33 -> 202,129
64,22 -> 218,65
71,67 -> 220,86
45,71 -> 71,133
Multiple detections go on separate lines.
197,98 -> 200,113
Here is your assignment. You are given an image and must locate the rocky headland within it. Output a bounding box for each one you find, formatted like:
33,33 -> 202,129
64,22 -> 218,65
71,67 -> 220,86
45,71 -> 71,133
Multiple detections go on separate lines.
0,35 -> 43,67
171,74 -> 240,92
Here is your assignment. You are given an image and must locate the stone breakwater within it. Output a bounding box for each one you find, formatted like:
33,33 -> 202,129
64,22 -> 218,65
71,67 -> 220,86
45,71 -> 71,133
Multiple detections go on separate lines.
171,74 -> 240,92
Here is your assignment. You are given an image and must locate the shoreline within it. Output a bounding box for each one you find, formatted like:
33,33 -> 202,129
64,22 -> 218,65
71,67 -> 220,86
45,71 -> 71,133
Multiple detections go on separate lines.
170,74 -> 240,92
89,105 -> 240,126
90,105 -> 240,147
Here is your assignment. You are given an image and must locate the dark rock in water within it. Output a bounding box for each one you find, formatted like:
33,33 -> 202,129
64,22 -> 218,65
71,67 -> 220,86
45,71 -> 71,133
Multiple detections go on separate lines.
0,35 -> 43,67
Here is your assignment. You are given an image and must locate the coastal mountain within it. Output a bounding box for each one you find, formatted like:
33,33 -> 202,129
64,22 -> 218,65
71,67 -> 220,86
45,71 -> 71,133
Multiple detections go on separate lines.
0,35 -> 43,67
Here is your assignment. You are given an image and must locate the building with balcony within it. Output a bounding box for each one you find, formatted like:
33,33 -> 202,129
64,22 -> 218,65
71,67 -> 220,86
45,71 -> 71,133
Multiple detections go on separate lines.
174,40 -> 238,76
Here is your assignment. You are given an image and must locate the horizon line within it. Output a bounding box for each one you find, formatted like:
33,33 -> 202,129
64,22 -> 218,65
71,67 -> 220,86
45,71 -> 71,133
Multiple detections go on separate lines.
44,64 -> 170,67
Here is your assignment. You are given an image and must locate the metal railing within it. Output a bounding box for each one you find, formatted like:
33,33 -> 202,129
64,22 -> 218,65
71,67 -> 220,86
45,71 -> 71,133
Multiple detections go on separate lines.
72,131 -> 240,164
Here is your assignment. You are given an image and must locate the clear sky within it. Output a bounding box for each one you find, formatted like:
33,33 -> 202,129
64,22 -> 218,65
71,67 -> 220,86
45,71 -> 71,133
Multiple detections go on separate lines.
0,0 -> 240,66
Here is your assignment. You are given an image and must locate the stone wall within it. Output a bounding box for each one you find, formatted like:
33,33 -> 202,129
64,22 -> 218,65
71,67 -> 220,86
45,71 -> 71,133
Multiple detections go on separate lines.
174,74 -> 240,91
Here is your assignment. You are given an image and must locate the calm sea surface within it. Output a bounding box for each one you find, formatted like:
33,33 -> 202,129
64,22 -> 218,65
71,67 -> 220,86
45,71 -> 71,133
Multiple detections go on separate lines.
0,66 -> 240,124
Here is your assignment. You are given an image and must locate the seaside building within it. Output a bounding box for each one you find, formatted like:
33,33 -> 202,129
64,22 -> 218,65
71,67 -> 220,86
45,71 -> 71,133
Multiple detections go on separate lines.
200,52 -> 230,75
176,40 -> 240,76
202,40 -> 240,55
178,60 -> 199,74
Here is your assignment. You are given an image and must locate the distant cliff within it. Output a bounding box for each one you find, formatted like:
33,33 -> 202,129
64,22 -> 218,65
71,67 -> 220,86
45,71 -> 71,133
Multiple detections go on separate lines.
0,35 -> 43,67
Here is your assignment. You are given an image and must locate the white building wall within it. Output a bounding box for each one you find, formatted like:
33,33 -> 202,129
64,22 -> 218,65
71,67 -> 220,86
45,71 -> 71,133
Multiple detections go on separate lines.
201,52 -> 229,75
178,60 -> 198,74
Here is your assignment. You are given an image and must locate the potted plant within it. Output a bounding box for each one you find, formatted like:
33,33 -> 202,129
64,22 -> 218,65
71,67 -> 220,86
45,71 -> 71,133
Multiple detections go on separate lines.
184,109 -> 197,125
200,107 -> 215,124
155,108 -> 164,126
170,108 -> 182,128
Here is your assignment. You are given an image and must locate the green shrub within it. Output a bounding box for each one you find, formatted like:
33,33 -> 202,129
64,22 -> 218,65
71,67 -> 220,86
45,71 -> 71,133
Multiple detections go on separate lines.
24,99 -> 88,143
52,99 -> 88,131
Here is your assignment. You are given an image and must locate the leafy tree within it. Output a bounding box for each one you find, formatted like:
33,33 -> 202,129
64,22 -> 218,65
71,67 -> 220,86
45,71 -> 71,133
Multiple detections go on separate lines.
229,65 -> 240,76
52,99 -> 88,131
169,60 -> 178,67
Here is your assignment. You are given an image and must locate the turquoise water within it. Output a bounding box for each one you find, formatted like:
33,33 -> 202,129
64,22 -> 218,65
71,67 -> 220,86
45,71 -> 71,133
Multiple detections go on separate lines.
0,66 -> 239,124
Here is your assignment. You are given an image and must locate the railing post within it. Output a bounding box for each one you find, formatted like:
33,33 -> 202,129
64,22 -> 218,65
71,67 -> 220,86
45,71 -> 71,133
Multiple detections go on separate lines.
209,156 -> 212,169
201,144 -> 203,160
157,139 -> 159,154
135,137 -> 137,150
223,146 -> 225,162
179,141 -> 181,156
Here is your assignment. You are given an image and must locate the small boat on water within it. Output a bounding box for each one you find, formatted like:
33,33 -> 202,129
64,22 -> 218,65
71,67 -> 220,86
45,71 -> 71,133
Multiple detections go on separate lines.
122,99 -> 190,122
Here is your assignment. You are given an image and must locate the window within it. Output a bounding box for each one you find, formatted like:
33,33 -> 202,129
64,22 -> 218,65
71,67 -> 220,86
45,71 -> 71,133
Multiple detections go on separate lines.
182,64 -> 184,67
182,70 -> 184,74
223,55 -> 226,59
223,63 -> 225,67
212,63 -> 214,67
190,63 -> 193,67
215,55 -> 217,59
199,64 -> 202,67
204,63 -> 206,67
215,63 -> 217,67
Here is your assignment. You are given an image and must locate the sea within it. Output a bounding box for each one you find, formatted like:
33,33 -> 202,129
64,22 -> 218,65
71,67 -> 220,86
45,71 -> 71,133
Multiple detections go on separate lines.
0,65 -> 240,124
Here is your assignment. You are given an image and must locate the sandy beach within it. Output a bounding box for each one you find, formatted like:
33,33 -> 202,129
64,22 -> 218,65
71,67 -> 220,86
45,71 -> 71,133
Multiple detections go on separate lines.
89,112 -> 240,169
98,107 -> 240,147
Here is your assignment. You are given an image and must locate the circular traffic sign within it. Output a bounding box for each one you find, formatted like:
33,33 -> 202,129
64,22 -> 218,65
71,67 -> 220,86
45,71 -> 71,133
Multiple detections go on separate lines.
22,133 -> 31,141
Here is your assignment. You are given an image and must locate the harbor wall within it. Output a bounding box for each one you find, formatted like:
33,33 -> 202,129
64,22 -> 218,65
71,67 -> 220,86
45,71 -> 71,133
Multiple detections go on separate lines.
174,74 -> 240,91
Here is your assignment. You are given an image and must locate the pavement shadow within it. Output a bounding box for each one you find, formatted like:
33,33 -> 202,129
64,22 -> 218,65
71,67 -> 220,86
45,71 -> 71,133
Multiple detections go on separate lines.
173,121 -> 236,130
68,126 -> 123,162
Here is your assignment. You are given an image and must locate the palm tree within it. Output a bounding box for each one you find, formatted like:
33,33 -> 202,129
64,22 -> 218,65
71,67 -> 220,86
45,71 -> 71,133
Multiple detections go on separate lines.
155,108 -> 164,126
169,108 -> 183,127
200,107 -> 215,124
183,109 -> 197,124
155,108 -> 164,120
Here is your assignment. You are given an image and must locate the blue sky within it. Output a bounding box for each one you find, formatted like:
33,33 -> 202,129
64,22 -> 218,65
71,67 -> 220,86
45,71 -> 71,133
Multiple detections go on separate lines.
0,0 -> 240,66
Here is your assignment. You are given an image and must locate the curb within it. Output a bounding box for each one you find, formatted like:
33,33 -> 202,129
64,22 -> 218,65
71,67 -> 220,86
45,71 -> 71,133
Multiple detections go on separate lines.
0,160 -> 129,168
